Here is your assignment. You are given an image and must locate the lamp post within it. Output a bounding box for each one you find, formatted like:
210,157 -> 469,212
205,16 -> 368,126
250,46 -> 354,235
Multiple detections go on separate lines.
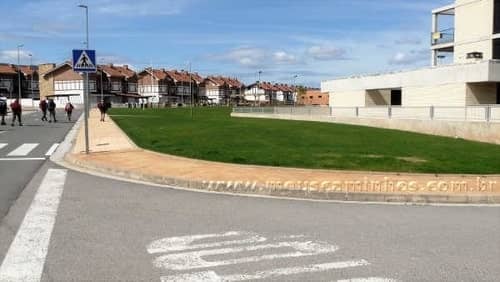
292,75 -> 298,106
78,4 -> 90,154
17,44 -> 24,102
28,53 -> 33,102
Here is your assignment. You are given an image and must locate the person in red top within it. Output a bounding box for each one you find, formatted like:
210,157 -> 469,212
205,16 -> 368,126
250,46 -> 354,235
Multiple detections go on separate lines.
65,102 -> 74,121
10,98 -> 22,126
39,98 -> 48,121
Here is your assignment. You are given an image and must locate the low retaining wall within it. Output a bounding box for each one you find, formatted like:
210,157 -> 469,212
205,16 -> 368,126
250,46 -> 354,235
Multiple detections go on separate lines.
231,113 -> 500,145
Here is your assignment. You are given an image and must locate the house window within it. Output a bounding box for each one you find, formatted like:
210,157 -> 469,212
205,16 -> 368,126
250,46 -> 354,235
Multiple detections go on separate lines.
111,82 -> 122,91
309,96 -> 313,99
318,95 -> 322,98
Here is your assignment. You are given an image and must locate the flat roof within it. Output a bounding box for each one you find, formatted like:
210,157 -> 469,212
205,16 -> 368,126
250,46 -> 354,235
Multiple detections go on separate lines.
432,4 -> 455,15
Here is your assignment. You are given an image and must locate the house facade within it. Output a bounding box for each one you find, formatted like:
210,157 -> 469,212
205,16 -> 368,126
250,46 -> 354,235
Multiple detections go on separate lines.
0,64 -> 39,102
322,0 -> 500,108
298,90 -> 329,106
199,76 -> 244,105
40,62 -> 141,105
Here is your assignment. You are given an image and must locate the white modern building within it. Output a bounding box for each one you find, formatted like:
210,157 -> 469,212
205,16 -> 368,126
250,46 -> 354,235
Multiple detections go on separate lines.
322,0 -> 500,108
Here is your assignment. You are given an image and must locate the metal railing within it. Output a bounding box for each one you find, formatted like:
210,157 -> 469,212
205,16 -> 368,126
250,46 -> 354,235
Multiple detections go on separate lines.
431,28 -> 455,45
233,105 -> 500,123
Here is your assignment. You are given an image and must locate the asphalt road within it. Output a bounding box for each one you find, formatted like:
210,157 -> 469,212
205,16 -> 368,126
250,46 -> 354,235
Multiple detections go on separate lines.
1,160 -> 499,281
0,109 -> 81,220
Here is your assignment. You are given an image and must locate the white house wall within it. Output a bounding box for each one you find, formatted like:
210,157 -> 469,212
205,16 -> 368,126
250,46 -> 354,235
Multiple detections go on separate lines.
403,83 -> 467,106
454,0 -> 494,63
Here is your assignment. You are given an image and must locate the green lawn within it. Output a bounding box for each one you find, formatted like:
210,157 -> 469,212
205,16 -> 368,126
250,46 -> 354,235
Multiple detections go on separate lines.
109,107 -> 500,174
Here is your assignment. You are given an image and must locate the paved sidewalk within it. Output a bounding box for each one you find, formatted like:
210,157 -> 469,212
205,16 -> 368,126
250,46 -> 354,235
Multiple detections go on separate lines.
65,109 -> 500,204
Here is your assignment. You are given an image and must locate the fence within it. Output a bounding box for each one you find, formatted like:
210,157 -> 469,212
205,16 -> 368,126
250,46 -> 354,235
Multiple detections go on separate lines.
233,105 -> 500,123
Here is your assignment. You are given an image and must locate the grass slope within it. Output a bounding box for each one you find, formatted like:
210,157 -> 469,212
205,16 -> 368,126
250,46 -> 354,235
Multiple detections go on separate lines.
110,107 -> 500,174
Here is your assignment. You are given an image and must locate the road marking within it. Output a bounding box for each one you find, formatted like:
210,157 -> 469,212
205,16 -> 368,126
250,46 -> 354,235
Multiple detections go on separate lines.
0,158 -> 46,161
45,143 -> 60,156
337,278 -> 398,282
7,143 -> 39,156
154,240 -> 338,271
0,169 -> 68,282
0,143 -> 7,150
160,261 -> 370,282
149,231 -> 395,281
148,231 -> 267,254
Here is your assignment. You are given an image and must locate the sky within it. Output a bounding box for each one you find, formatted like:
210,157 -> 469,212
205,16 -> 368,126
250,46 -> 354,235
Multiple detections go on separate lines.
0,0 -> 452,86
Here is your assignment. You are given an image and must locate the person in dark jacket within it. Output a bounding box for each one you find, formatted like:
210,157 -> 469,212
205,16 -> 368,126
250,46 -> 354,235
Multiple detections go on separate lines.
0,96 -> 7,125
10,99 -> 22,126
97,100 -> 107,122
48,99 -> 57,123
39,98 -> 48,121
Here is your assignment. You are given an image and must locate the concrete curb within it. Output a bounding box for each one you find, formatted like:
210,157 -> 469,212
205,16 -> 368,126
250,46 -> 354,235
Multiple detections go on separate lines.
63,153 -> 500,205
53,113 -> 500,205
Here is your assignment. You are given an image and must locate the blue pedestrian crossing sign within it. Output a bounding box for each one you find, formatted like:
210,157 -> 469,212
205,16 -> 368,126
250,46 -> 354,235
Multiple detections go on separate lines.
72,49 -> 96,72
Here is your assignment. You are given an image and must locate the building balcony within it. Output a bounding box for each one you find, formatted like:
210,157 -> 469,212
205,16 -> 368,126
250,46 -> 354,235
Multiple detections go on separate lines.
431,28 -> 454,46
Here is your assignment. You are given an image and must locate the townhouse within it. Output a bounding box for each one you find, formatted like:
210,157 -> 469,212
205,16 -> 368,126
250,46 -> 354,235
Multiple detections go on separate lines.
199,76 -> 244,105
40,62 -> 141,105
244,82 -> 297,105
0,64 -> 39,102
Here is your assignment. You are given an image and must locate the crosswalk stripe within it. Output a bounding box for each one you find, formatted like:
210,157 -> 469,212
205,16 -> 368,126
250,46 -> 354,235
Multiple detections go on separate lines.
0,169 -> 67,282
45,143 -> 59,156
7,143 -> 39,156
0,143 -> 7,150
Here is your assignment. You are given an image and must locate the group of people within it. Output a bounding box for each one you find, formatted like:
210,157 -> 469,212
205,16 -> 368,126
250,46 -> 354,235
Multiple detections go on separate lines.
0,95 -> 75,127
38,98 -> 74,123
0,97 -> 24,126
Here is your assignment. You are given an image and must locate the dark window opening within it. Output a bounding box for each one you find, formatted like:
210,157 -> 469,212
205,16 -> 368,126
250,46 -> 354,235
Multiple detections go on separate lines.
497,84 -> 500,104
390,89 -> 402,106
495,0 -> 500,34
494,39 -> 500,59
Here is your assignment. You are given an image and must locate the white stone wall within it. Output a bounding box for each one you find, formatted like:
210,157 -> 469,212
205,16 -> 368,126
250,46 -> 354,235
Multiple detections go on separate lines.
403,83 -> 467,107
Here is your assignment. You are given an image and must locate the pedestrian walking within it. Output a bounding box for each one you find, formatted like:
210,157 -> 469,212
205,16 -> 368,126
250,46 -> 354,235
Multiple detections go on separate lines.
97,100 -> 107,122
48,99 -> 57,123
0,96 -> 7,125
65,102 -> 74,121
10,98 -> 22,126
39,98 -> 48,121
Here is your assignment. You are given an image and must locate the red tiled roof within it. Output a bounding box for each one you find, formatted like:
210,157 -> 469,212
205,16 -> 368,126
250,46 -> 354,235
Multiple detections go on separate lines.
19,65 -> 37,76
205,76 -> 243,88
0,64 -> 17,75
100,64 -> 136,79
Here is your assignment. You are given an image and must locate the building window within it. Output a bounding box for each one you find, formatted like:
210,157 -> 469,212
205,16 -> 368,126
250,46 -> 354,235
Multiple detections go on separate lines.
494,39 -> 500,59
318,95 -> 322,98
495,0 -> 500,34
390,89 -> 402,106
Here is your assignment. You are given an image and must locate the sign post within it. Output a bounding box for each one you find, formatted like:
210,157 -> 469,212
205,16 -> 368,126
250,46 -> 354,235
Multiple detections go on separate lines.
73,49 -> 96,154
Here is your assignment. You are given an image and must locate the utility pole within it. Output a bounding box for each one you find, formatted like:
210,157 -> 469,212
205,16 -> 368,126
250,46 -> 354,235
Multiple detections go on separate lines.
17,44 -> 24,102
292,75 -> 298,106
78,4 -> 90,154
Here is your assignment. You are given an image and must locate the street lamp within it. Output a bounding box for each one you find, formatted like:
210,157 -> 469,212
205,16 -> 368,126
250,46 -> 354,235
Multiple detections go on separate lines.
29,53 -> 33,100
17,44 -> 24,101
78,3 -> 90,154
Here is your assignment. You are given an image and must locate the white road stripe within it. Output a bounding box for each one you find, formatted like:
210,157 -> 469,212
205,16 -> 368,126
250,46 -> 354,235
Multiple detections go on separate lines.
0,143 -> 7,150
0,158 -> 46,161
154,241 -> 338,271
7,143 -> 39,156
0,169 -> 67,282
337,278 -> 398,282
45,143 -> 59,156
160,260 -> 370,282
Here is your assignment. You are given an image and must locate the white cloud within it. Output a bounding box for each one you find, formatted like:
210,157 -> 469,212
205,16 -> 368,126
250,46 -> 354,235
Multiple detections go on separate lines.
273,51 -> 297,64
306,45 -> 348,60
388,49 -> 428,65
0,50 -> 33,64
96,0 -> 191,16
